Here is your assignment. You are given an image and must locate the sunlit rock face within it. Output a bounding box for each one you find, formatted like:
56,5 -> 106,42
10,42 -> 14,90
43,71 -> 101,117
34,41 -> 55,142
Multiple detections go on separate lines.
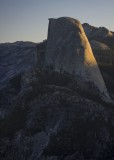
45,17 -> 110,101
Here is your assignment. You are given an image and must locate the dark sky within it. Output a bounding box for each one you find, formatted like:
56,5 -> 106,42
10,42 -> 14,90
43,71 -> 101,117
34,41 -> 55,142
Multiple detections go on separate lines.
0,0 -> 114,43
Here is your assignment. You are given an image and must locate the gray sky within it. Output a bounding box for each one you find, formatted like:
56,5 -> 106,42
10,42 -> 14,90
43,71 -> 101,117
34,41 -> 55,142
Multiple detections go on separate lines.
0,0 -> 114,43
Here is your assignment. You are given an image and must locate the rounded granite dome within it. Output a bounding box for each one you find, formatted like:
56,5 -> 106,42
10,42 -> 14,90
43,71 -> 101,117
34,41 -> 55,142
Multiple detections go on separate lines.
44,17 -> 111,102
57,17 -> 81,26
48,17 -> 83,36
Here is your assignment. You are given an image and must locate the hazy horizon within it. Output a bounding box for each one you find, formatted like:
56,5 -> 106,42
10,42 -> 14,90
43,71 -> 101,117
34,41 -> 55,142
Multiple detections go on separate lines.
0,0 -> 114,43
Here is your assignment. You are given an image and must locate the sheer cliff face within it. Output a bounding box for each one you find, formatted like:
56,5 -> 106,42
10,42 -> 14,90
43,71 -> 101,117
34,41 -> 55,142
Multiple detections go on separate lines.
46,17 -> 96,71
45,17 -> 110,101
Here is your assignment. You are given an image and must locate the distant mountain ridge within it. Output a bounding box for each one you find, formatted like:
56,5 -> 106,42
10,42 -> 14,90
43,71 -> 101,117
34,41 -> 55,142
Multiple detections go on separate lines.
0,41 -> 36,89
83,23 -> 114,39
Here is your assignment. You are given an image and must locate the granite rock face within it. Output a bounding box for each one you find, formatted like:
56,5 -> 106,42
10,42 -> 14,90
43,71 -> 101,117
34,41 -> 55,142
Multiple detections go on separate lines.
45,17 -> 110,101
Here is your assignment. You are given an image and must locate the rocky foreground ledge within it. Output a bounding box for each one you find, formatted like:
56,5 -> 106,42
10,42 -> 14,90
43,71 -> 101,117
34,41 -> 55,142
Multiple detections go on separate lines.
0,68 -> 114,160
